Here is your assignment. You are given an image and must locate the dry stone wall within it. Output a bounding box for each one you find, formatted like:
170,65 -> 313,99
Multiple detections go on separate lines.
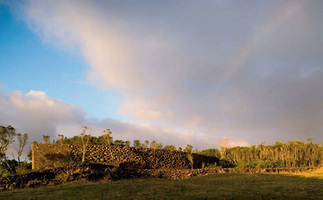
32,144 -> 71,169
32,144 -> 219,170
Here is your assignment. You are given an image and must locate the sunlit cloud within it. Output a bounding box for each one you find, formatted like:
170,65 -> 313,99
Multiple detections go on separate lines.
0,90 -> 221,150
5,0 -> 323,147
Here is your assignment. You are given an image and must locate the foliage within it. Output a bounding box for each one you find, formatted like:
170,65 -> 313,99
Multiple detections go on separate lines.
163,145 -> 176,151
184,144 -> 193,154
0,125 -> 16,173
80,125 -> 92,163
198,148 -> 221,158
55,131 -> 130,147
205,162 -> 218,168
42,135 -> 50,144
218,159 -> 236,168
220,139 -> 323,168
150,140 -> 163,149
5,122 -> 320,171
0,125 -> 16,161
17,133 -> 28,162
27,150 -> 32,161
186,153 -> 194,169
0,159 -> 31,176
113,140 -> 130,146
133,140 -> 141,147
0,159 -> 17,174
15,162 -> 32,174
0,125 -> 31,176
100,129 -> 113,146
143,140 -> 149,148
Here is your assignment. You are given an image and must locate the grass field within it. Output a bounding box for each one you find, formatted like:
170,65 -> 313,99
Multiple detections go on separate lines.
1,168 -> 323,200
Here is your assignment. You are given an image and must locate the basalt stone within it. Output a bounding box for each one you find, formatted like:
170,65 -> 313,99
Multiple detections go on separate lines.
33,144 -> 219,170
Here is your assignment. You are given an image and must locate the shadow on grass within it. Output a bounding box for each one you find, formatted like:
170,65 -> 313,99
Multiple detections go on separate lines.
0,172 -> 322,200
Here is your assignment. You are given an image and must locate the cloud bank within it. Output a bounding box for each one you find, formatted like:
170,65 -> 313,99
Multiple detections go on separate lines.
5,1 -> 323,148
0,90 -> 84,142
0,90 -> 232,151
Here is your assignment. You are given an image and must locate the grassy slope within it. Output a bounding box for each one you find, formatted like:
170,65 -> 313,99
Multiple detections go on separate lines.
1,168 -> 323,200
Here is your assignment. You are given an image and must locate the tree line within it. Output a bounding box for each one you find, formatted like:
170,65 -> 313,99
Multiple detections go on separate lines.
219,139 -> 323,168
42,128 -> 197,154
1,124 -> 322,177
30,126 -> 323,169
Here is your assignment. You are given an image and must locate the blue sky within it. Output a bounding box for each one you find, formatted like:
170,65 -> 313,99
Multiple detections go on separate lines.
0,1 -> 322,150
0,4 -> 122,120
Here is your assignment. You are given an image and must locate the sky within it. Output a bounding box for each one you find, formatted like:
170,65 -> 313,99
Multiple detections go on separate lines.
0,0 -> 322,153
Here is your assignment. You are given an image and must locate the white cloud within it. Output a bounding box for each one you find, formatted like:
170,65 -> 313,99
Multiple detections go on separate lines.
0,90 -> 85,142
0,90 -> 221,157
9,0 -> 323,146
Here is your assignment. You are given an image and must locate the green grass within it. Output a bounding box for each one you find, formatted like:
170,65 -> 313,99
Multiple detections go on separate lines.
1,170 -> 323,200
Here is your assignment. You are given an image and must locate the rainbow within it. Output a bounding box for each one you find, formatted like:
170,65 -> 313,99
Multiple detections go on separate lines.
221,1 -> 305,80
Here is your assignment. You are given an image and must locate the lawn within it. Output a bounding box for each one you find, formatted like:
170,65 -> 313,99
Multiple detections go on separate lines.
1,169 -> 323,200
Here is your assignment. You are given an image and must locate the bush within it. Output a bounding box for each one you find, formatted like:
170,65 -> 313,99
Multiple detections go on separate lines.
16,162 -> 32,174
0,160 -> 17,173
0,160 -> 32,176
218,159 -> 236,168
0,167 -> 10,177
205,162 -> 218,168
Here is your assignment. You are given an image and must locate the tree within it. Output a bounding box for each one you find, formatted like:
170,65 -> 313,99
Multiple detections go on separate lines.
57,134 -> 65,144
143,140 -> 149,148
114,140 -> 126,146
80,125 -> 92,164
219,138 -> 230,158
125,140 -> 131,147
307,138 -> 313,144
17,133 -> 28,162
163,145 -> 176,151
149,140 -> 163,149
133,140 -> 141,147
199,148 -> 221,158
184,144 -> 193,154
42,135 -> 50,144
0,125 -> 16,173
155,142 -> 163,149
218,139 -> 323,168
150,140 -> 157,149
101,129 -> 113,146
0,125 -> 16,160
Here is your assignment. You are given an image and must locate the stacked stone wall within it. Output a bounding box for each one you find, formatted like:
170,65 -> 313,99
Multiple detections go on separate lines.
32,144 -> 219,170
32,144 -> 71,169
